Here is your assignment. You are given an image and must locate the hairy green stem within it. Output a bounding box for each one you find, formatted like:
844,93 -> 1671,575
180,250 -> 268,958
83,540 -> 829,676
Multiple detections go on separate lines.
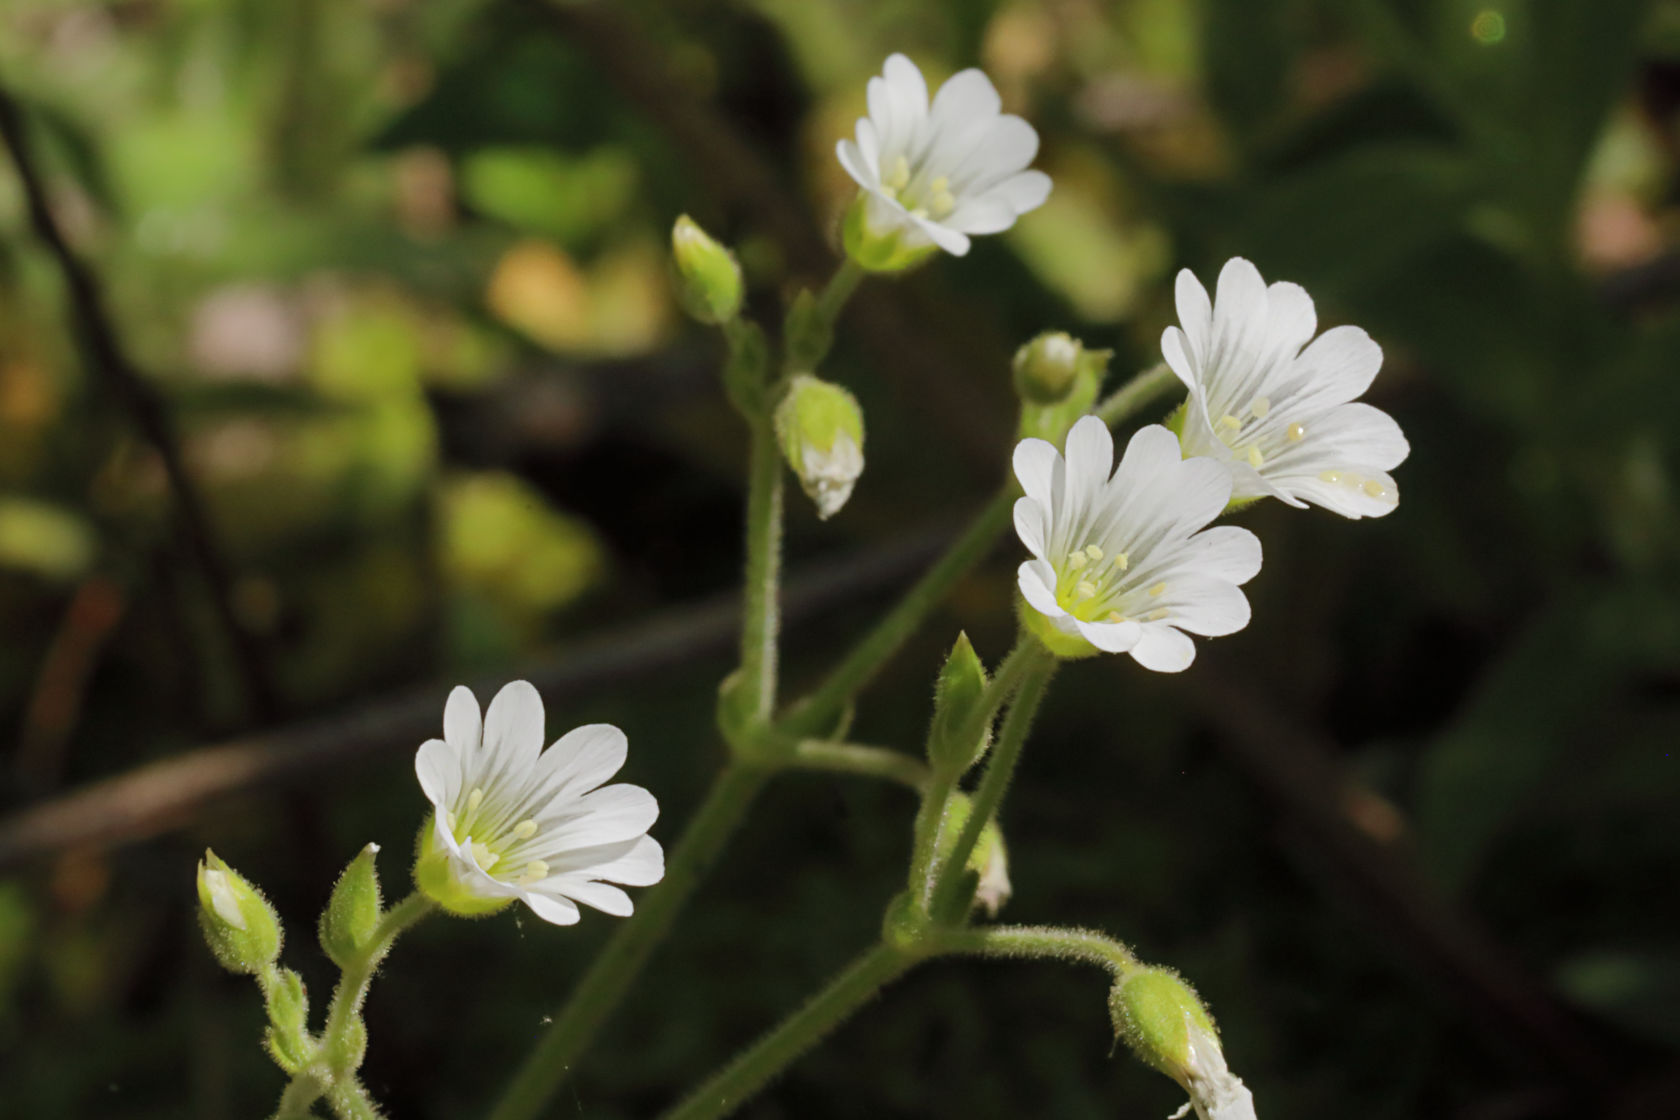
488,764 -> 771,1120
1094,361 -> 1175,427
738,415 -> 785,722
325,1077 -> 380,1120
932,924 -> 1140,977
929,647 -> 1056,918
318,892 -> 433,1070
814,258 -> 866,333
659,944 -> 914,1120
780,487 -> 1014,737
790,740 -> 928,790
273,1073 -> 328,1120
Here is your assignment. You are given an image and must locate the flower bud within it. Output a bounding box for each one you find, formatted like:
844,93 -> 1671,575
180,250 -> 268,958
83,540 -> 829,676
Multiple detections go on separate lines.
264,968 -> 312,1073
1109,968 -> 1256,1120
774,374 -> 865,520
926,632 -> 989,775
319,843 -> 384,969
671,215 -> 743,324
1013,333 -> 1108,444
930,793 -> 1011,921
196,850 -> 282,974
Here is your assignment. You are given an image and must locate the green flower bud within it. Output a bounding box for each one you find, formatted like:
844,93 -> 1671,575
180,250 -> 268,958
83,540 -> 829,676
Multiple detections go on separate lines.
841,195 -> 939,274
319,843 -> 384,969
1109,967 -> 1256,1118
195,850 -> 282,975
926,632 -> 989,776
671,214 -> 744,324
1014,333 -> 1109,443
774,374 -> 865,520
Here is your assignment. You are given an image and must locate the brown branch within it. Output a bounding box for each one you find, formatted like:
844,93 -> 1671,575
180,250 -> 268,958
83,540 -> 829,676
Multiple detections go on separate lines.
0,77 -> 280,720
14,575 -> 128,795
1179,665 -> 1614,1092
0,523 -> 960,869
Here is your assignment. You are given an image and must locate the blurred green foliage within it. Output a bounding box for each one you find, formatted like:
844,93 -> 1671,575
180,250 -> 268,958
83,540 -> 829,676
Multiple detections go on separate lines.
2,0 -> 1678,1117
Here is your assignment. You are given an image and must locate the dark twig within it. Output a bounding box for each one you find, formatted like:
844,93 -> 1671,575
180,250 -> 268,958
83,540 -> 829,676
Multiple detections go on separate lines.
0,77 -> 279,719
0,523 -> 957,868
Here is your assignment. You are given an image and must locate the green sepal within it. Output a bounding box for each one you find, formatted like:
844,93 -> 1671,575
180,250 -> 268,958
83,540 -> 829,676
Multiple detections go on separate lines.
841,195 -> 938,274
195,850 -> 283,975
413,818 -> 515,918
319,843 -> 384,969
1108,967 -> 1218,1082
926,632 -> 989,776
262,967 -> 312,1073
1017,596 -> 1103,660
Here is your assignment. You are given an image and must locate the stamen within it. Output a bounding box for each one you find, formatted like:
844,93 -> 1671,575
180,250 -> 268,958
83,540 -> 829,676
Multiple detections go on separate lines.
1148,582 -> 1166,597
521,859 -> 549,883
1248,396 -> 1271,419
1361,479 -> 1391,500
1084,544 -> 1105,561
466,788 -> 484,814
445,811 -> 457,832
908,206 -> 929,220
1319,470 -> 1342,484
1111,552 -> 1129,571
929,190 -> 956,219
471,841 -> 498,869
885,156 -> 911,193
1066,550 -> 1088,572
929,176 -> 950,194
513,819 -> 538,840
1287,422 -> 1306,442
1075,580 -> 1098,599
1147,608 -> 1169,621
1105,611 -> 1126,623
1218,414 -> 1243,431
1246,445 -> 1265,469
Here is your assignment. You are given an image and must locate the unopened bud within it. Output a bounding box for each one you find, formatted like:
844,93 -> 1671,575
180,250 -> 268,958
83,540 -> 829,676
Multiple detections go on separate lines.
263,968 -> 311,1073
774,374 -> 865,520
196,850 -> 282,974
1013,332 -> 1109,443
672,215 -> 743,324
319,843 -> 384,969
927,633 -> 989,775
1109,968 -> 1256,1120
932,793 -> 1011,920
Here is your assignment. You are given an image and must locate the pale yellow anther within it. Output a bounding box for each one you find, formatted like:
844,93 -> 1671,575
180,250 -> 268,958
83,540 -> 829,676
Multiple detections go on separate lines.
522,859 -> 549,883
1066,550 -> 1088,572
1249,396 -> 1271,420
1246,445 -> 1266,469
1075,580 -> 1099,599
1148,582 -> 1166,597
1112,552 -> 1129,571
472,841 -> 498,869
1287,422 -> 1306,442
1362,479 -> 1390,500
930,190 -> 956,218
1319,470 -> 1343,484
1105,611 -> 1128,624
1084,544 -> 1105,561
1219,414 -> 1243,431
445,811 -> 457,832
908,206 -> 929,220
1147,608 -> 1169,621
930,176 -> 949,193
886,156 -> 911,193
466,788 -> 484,814
513,819 -> 538,840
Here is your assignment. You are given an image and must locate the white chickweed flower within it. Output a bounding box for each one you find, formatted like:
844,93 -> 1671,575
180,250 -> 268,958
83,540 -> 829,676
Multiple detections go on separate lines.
837,53 -> 1051,269
1013,416 -> 1261,671
1163,257 -> 1409,518
413,681 -> 664,926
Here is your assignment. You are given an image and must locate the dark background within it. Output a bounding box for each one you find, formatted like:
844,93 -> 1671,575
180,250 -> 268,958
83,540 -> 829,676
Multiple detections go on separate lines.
2,0 -> 1678,1117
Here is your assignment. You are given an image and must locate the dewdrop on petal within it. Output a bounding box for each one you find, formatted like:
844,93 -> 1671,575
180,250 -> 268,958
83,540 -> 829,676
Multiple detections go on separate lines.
413,681 -> 664,926
774,374 -> 865,520
1110,968 -> 1257,1120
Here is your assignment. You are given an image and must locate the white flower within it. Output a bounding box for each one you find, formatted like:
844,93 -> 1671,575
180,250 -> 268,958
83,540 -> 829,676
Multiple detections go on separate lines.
413,681 -> 664,926
1013,416 -> 1261,671
1162,257 -> 1409,519
1168,1020 -> 1258,1120
837,53 -> 1051,262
